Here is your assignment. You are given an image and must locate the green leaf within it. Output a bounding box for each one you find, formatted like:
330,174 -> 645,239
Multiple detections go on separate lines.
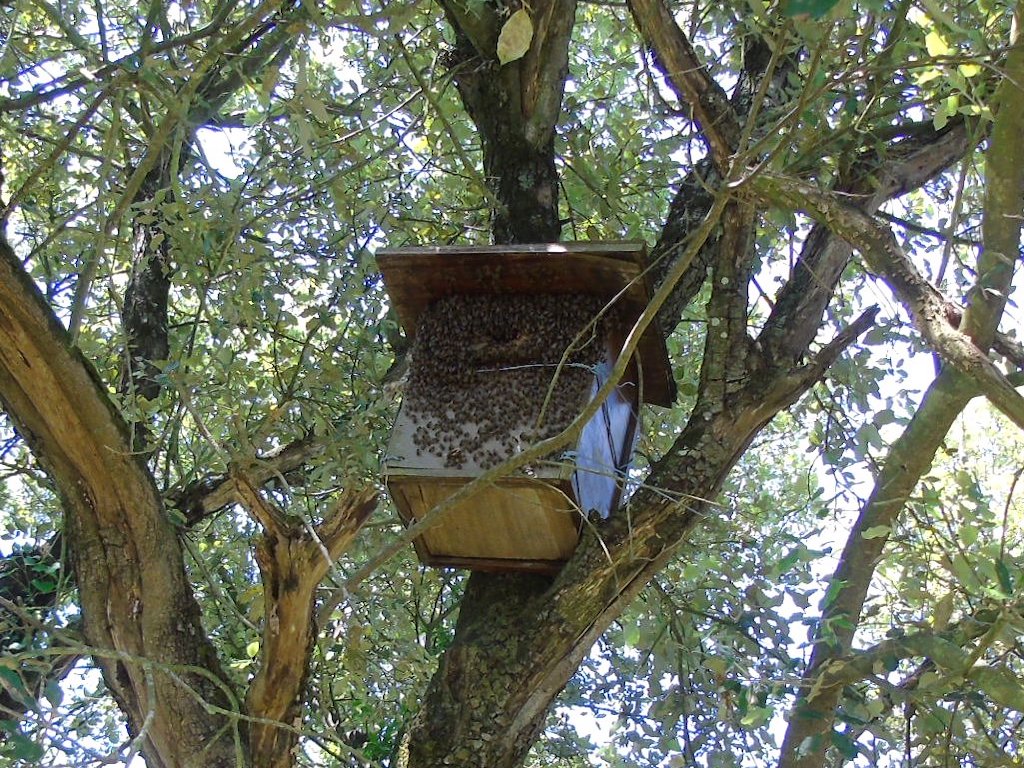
0,669 -> 33,708
43,679 -> 63,708
496,9 -> 533,66
740,705 -> 772,728
830,730 -> 859,760
995,558 -> 1014,595
30,577 -> 56,593
2,728 -> 44,761
861,525 -> 891,540
704,656 -> 729,677
781,0 -> 840,19
777,547 -> 803,573
971,666 -> 1024,712
246,641 -> 261,658
822,579 -> 848,609
931,592 -> 955,630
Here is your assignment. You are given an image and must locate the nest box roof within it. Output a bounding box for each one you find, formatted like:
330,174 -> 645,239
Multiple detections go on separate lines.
375,241 -> 676,407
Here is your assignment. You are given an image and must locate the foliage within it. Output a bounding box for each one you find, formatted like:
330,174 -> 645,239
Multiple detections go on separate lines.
0,0 -> 1022,767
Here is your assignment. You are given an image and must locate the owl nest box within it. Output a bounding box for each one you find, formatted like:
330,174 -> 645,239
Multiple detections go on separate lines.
378,243 -> 675,574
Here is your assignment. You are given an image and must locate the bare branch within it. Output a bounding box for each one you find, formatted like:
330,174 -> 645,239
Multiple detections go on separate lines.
169,435 -> 322,525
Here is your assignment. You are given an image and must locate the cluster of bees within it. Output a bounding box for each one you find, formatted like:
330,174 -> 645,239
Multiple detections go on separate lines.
404,293 -> 612,470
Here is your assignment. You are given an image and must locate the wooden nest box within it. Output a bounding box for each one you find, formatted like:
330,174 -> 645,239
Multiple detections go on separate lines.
378,243 -> 675,574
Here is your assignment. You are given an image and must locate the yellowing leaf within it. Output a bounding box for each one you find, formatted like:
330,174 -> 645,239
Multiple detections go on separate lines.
959,62 -> 982,78
931,592 -> 955,631
925,30 -> 951,58
246,641 -> 260,658
497,9 -> 533,66
703,656 -> 728,676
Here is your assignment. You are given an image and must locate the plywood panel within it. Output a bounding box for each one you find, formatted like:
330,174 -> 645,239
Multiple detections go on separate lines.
388,477 -> 581,567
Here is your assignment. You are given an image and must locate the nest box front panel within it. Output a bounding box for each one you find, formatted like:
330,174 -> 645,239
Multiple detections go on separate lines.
383,292 -> 633,571
387,478 -> 580,571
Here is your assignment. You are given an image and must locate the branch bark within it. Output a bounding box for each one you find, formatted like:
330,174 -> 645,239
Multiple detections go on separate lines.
747,171 -> 1024,430
169,435 -> 322,525
0,234 -> 241,766
234,470 -> 376,768
117,10 -> 299,451
758,120 -> 974,365
438,0 -> 576,243
626,0 -> 740,171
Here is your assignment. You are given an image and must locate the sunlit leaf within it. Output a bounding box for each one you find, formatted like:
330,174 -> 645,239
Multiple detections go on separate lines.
496,9 -> 533,66
861,525 -> 890,540
925,29 -> 952,57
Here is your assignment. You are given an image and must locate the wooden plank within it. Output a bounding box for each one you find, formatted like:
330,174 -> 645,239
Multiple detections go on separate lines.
415,554 -> 568,574
376,251 -> 648,334
387,476 -> 582,570
378,242 -> 648,258
375,242 -> 675,406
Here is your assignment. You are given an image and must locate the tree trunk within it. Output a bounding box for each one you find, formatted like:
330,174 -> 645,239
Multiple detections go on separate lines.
0,235 -> 243,767
399,3 -> 981,766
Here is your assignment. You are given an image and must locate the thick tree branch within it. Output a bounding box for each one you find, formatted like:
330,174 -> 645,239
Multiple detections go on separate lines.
519,0 -> 577,148
807,609 -> 1000,696
169,435 -> 322,525
649,159 -> 721,335
118,10 -> 300,451
753,173 -> 1024,434
777,15 -> 1023,764
0,235 -> 240,766
747,172 -> 1024,430
438,0 -> 576,242
778,368 -> 972,768
235,473 -> 376,768
626,0 -> 740,170
435,0 -> 500,59
759,120 -> 974,365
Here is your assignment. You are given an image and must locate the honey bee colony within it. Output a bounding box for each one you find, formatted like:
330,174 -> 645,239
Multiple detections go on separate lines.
376,242 -> 674,573
401,293 -> 612,472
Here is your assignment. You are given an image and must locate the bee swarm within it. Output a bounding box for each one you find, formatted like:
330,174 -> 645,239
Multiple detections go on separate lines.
403,293 -> 612,471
